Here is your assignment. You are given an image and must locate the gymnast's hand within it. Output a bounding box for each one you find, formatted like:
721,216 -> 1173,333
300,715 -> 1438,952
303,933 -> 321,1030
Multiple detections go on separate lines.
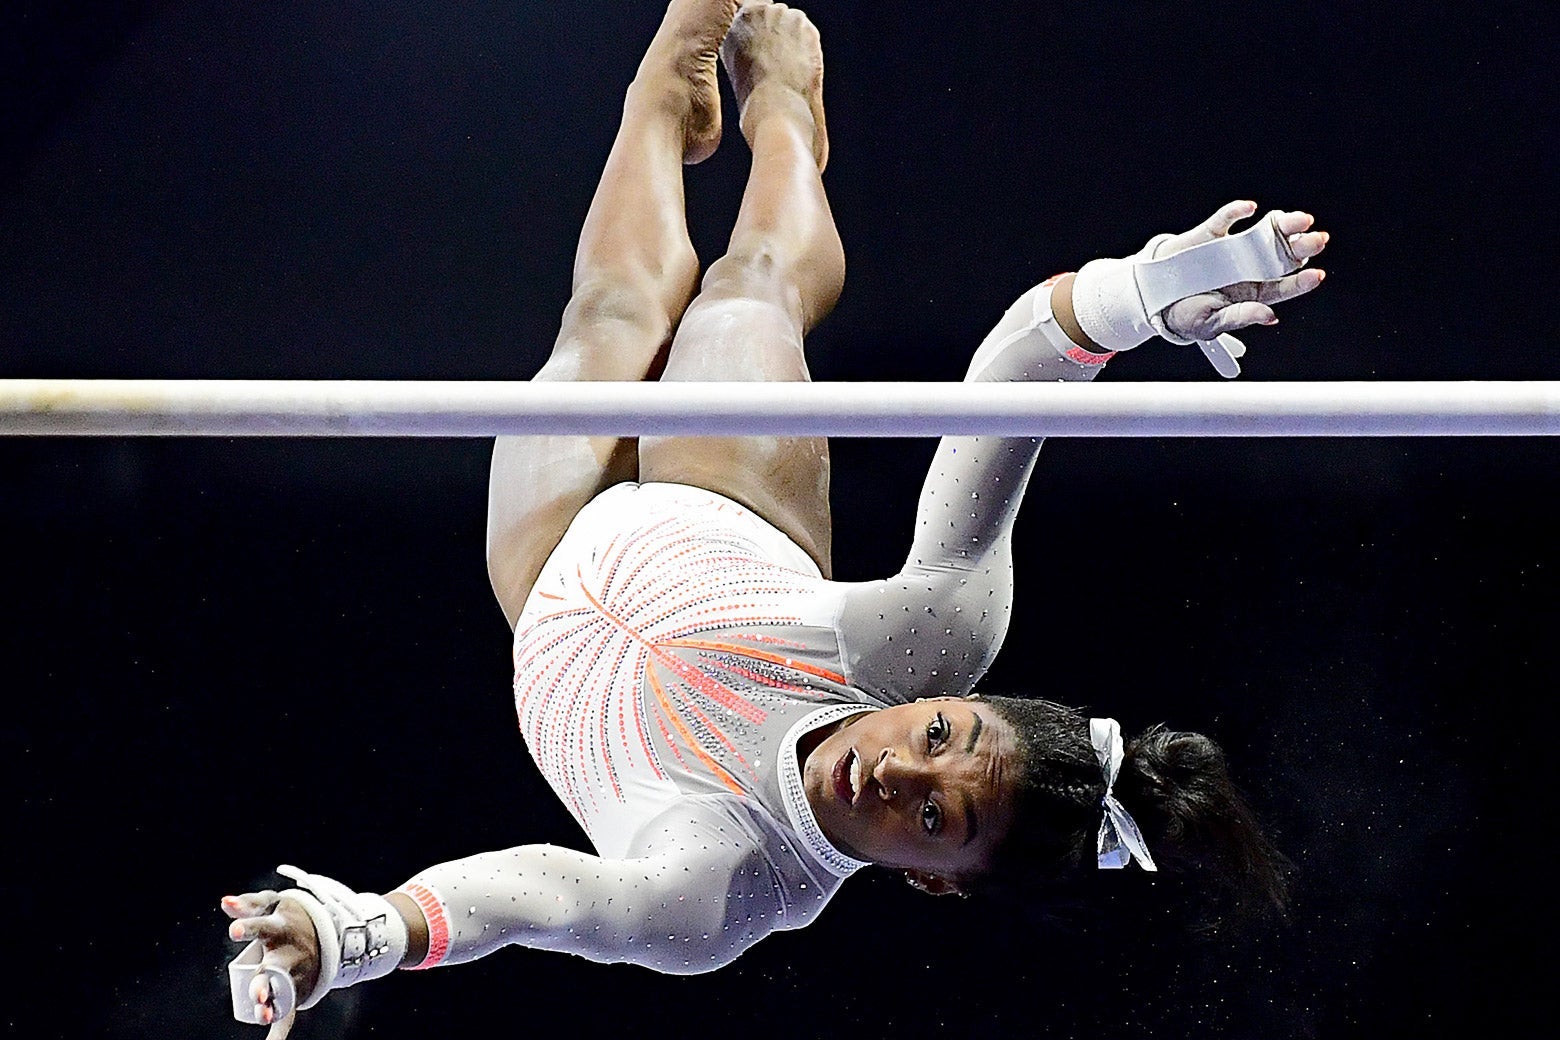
222,889 -> 320,1038
1157,200 -> 1329,342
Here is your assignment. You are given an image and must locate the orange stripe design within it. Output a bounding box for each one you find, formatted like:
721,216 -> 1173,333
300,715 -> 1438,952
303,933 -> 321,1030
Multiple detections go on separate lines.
577,570 -> 772,727
646,667 -> 745,796
661,637 -> 847,686
400,883 -> 451,970
508,486 -> 847,840
1064,344 -> 1115,366
654,710 -> 694,774
649,664 -> 759,780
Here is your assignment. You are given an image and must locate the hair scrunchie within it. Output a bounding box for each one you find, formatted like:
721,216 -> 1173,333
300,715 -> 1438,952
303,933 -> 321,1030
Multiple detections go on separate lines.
1088,718 -> 1158,872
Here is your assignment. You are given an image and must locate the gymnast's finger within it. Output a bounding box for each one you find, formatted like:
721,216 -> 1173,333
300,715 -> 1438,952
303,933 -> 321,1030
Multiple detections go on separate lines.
250,968 -> 274,1016
250,947 -> 302,1023
1204,301 -> 1278,336
1287,229 -> 1329,262
1202,199 -> 1258,237
1272,210 -> 1316,238
267,1008 -> 298,1040
248,968 -> 279,1026
222,891 -> 280,920
229,910 -> 291,945
1256,268 -> 1327,306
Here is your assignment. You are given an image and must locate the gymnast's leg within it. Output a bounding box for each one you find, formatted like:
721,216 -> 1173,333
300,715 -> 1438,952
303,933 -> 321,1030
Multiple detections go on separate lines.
639,1 -> 842,577
486,0 -> 739,627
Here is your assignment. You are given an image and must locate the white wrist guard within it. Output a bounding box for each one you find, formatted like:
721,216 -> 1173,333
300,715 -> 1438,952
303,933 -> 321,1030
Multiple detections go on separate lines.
228,864 -> 409,1024
965,275 -> 1115,382
1071,211 -> 1304,377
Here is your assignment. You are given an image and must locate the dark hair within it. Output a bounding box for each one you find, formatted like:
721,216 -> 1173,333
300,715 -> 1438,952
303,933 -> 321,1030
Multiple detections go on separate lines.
971,696 -> 1290,925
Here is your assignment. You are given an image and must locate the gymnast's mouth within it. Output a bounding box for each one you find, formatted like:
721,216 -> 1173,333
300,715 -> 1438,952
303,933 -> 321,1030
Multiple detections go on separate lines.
832,747 -> 865,806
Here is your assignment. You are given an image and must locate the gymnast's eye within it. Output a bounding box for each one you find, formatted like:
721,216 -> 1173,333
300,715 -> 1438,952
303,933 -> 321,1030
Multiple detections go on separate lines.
921,798 -> 943,836
926,711 -> 950,752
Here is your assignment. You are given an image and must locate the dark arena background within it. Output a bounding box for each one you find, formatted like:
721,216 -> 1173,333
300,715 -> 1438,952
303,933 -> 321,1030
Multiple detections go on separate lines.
2,2 -> 1553,1036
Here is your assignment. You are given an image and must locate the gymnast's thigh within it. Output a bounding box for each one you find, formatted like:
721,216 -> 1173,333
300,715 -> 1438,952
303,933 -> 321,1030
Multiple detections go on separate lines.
486,354 -> 638,629
636,296 -> 833,578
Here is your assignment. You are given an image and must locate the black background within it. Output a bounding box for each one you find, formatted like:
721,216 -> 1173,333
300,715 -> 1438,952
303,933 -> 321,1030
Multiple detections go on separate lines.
2,2 -> 1555,1037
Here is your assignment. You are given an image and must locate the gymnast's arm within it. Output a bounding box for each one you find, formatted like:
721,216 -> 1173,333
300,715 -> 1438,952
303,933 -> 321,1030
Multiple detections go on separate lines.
387,810 -> 794,976
223,800 -> 796,1031
834,202 -> 1327,700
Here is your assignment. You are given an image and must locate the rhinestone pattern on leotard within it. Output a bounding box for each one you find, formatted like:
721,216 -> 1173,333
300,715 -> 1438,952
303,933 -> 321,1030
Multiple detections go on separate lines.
513,489 -> 859,856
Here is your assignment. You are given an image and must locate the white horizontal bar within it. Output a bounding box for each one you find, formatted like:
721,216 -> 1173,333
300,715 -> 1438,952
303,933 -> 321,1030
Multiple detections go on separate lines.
1,380 -> 1557,437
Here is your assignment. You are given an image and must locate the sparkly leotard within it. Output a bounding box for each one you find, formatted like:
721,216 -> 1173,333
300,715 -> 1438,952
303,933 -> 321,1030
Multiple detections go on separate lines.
398,278 -> 1110,973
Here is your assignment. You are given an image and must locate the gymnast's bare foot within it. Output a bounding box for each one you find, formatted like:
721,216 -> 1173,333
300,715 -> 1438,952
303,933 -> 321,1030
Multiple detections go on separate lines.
721,2 -> 829,171
632,0 -> 740,165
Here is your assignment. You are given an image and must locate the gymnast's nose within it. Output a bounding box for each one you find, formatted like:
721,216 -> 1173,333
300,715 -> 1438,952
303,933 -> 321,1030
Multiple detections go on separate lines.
872,748 -> 927,801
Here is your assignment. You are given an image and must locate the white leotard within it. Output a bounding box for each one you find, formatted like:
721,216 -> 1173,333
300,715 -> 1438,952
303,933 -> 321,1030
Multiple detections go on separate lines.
398,277 -> 1108,974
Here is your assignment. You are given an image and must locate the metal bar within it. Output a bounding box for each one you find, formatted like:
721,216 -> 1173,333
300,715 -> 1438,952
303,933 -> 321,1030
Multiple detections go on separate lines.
1,380 -> 1557,437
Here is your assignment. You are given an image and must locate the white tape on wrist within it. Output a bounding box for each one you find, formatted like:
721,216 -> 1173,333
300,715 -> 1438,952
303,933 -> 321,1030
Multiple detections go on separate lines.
965,275 -> 1115,383
1070,256 -> 1154,353
228,864 -> 409,1024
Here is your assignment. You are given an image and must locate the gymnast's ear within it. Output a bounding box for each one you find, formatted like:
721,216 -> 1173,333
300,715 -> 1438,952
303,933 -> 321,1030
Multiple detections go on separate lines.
903,870 -> 966,897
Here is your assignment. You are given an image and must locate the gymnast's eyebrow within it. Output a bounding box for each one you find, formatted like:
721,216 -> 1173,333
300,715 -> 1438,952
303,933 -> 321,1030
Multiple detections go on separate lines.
960,711 -> 986,847
964,711 -> 983,754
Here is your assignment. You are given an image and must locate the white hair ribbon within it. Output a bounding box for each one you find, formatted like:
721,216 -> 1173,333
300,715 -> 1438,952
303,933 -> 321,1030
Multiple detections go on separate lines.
1088,718 -> 1158,872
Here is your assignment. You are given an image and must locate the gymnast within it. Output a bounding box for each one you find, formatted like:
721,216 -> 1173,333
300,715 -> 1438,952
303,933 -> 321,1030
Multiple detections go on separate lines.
222,1 -> 1329,1033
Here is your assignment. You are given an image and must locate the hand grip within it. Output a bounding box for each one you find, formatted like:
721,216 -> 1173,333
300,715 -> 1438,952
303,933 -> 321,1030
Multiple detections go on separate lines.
228,940 -> 298,1024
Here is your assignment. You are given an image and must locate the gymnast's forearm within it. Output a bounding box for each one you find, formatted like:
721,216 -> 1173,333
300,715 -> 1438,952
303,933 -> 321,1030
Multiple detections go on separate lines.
899,274 -> 1109,576
384,891 -> 430,968
391,844 -> 629,969
832,276 -> 1105,698
387,842 -> 763,975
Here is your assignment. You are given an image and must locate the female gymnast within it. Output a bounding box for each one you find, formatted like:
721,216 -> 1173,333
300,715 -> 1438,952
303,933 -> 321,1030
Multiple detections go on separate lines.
222,1 -> 1328,1033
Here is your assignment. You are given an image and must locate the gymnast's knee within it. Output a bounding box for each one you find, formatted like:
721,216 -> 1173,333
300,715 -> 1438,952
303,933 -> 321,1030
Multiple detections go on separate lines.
555,277 -> 677,362
695,250 -> 806,324
704,234 -> 843,328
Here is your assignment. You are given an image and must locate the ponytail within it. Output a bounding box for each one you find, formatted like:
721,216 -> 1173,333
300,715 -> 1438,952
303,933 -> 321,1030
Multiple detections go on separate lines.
1115,724 -> 1291,921
976,697 -> 1290,925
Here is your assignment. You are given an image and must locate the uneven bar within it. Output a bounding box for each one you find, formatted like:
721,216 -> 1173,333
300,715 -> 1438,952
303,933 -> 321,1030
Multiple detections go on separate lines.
1,380 -> 1556,437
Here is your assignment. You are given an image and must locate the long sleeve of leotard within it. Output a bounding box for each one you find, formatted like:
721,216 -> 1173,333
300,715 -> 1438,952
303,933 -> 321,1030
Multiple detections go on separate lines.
837,278 -> 1106,701
395,794 -> 825,976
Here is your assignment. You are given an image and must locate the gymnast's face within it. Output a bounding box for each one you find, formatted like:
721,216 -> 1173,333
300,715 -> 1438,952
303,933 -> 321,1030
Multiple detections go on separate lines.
801,696 -> 1017,892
